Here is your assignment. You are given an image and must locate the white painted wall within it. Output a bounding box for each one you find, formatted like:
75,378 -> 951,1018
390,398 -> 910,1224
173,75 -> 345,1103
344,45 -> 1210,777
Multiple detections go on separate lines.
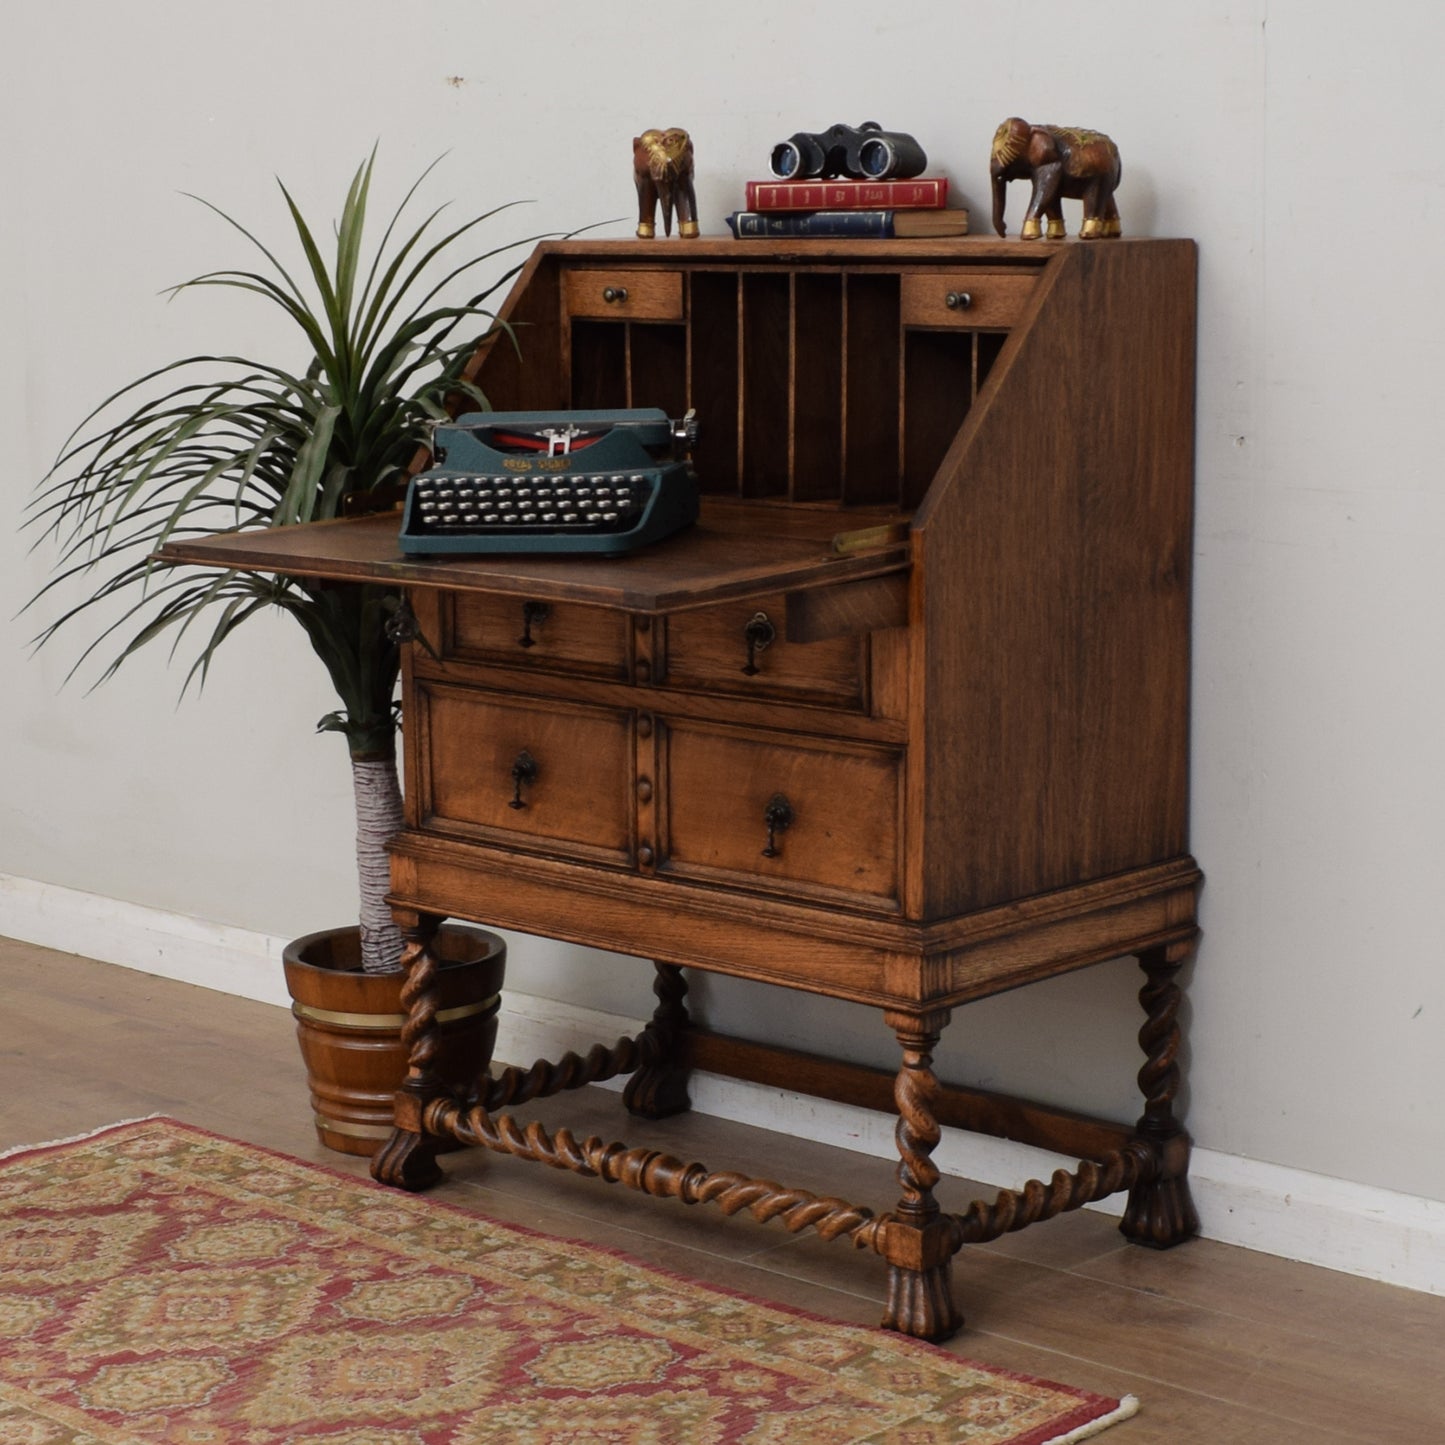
3,3 -> 1442,1215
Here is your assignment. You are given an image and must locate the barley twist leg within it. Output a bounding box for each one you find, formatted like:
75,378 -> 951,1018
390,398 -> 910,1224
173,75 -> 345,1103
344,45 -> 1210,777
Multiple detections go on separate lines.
623,962 -> 694,1119
1120,936 -> 1201,1247
881,1009 -> 962,1341
372,914 -> 448,1191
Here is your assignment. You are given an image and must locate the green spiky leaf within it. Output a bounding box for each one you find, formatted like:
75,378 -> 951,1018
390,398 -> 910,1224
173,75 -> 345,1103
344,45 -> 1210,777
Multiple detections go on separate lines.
24,155 -> 545,755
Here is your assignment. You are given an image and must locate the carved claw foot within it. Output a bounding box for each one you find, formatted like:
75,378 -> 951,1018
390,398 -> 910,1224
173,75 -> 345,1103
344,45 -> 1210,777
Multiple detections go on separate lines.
882,1258 -> 963,1342
623,1061 -> 693,1120
370,1126 -> 443,1192
1121,1171 -> 1200,1249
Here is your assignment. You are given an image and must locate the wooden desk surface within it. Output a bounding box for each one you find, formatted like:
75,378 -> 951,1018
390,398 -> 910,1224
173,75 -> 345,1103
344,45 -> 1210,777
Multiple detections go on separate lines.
157,498 -> 911,615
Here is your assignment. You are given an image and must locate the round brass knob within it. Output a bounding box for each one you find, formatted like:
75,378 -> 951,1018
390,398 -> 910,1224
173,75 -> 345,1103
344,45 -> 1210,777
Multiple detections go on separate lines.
603,286 -> 629,304
945,291 -> 972,310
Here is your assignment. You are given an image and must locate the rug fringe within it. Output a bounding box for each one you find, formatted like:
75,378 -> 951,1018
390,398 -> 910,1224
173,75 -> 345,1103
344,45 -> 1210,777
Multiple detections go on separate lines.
0,1115 -> 167,1163
1044,1394 -> 1140,1443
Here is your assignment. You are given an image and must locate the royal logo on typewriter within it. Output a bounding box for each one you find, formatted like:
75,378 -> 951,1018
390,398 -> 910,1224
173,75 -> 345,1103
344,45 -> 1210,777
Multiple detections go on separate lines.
400,409 -> 699,556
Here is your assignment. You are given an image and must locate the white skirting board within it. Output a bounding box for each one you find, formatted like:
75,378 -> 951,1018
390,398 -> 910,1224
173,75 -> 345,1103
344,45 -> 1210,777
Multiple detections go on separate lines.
4,870 -> 1443,1297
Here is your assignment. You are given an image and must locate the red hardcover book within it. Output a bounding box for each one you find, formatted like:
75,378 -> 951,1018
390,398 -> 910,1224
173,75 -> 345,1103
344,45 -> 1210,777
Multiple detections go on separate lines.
744,177 -> 949,212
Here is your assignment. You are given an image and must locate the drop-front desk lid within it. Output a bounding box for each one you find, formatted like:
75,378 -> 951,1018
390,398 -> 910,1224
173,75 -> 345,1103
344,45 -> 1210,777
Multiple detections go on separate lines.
156,496 -> 912,616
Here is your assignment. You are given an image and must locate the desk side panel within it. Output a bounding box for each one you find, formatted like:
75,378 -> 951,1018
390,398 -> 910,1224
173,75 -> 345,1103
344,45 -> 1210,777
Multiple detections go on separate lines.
911,240 -> 1198,917
457,249 -> 565,411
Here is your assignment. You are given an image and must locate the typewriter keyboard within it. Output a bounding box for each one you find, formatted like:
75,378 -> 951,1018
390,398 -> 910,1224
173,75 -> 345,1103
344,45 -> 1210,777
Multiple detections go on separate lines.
410,472 -> 655,535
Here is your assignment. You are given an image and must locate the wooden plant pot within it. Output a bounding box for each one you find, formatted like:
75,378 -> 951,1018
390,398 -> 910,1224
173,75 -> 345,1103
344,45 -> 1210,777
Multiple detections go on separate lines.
282,924 -> 506,1156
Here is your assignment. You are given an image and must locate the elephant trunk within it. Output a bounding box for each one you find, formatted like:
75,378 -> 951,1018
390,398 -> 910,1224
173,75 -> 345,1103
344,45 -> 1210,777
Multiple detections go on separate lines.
991,171 -> 1008,237
649,149 -> 681,238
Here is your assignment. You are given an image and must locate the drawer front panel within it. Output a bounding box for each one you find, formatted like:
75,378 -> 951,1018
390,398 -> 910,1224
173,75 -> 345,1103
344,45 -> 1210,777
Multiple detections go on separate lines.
564,269 -> 684,321
662,595 -> 865,708
447,595 -> 631,680
660,720 -> 901,908
420,685 -> 633,863
900,270 -> 1036,329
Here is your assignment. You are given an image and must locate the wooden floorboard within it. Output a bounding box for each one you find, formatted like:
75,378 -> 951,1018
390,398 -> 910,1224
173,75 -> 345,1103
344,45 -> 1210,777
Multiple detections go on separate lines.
3,936 -> 1443,1443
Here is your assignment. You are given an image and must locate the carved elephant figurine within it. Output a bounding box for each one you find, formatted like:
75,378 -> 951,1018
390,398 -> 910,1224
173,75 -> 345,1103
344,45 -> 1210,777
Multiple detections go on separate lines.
634,128 -> 700,239
990,119 -> 1121,240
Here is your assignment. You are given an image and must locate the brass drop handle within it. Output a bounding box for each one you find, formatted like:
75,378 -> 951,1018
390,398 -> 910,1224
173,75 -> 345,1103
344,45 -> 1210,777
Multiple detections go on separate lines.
383,595 -> 421,645
945,290 -> 973,310
509,750 -> 538,809
762,793 -> 794,858
742,611 -> 776,676
382,595 -> 438,659
602,286 -> 629,304
518,600 -> 549,649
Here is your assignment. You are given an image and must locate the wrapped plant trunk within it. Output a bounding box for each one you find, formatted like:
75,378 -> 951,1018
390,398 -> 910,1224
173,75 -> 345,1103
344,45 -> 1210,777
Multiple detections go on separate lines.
352,751 -> 405,973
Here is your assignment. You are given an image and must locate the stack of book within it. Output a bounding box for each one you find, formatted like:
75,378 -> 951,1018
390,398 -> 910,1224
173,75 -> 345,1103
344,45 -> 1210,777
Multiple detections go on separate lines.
726,176 -> 967,239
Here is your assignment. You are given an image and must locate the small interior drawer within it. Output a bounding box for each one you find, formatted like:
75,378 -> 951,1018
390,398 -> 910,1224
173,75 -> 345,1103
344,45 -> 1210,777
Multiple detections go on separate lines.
419,684 -> 634,864
659,719 -> 901,908
564,269 -> 684,321
900,270 -> 1036,329
446,594 -> 630,681
661,594 -> 865,708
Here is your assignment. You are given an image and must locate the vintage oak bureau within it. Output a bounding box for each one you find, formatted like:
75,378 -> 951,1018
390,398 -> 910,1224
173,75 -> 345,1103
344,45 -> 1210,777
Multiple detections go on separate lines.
168,236 -> 1202,1340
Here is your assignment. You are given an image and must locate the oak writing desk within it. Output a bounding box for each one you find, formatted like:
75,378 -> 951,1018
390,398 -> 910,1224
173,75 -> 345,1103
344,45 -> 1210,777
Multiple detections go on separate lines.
166,237 -> 1202,1340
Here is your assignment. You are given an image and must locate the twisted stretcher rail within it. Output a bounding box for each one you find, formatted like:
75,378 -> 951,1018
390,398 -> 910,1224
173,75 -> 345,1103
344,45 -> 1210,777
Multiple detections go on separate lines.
419,1039 -> 1160,1261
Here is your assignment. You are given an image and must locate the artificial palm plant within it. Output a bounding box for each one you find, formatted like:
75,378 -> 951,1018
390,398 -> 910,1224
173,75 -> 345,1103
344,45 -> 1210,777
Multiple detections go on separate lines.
26,153 -> 536,973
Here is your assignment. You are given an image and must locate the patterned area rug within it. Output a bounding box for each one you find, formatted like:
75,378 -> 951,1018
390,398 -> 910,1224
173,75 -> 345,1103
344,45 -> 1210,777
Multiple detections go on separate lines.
0,1119 -> 1137,1443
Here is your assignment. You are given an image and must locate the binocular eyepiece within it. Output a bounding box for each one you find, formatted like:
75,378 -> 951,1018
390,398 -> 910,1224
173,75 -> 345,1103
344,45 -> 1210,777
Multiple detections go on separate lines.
769,122 -> 927,181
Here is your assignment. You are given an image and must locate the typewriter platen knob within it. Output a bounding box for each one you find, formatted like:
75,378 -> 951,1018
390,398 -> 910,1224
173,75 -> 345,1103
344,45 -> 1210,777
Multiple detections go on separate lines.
671,407 -> 699,459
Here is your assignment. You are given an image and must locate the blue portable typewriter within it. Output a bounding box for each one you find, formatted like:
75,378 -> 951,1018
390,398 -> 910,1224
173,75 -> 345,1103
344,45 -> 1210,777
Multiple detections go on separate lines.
399,408 -> 699,556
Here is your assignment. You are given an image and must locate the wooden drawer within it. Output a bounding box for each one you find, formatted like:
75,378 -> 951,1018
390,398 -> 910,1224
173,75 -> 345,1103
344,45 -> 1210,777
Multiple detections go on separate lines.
900,270 -> 1036,329
418,684 -> 634,865
564,269 -> 684,321
446,594 -> 630,681
661,594 -> 866,709
658,719 -> 901,909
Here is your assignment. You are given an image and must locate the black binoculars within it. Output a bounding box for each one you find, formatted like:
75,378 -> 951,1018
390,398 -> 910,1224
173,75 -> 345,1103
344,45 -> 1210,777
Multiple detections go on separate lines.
769,122 -> 927,181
